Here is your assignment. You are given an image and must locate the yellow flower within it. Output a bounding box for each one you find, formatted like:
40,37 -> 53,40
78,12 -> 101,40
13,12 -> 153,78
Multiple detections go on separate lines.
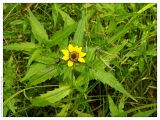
61,44 -> 86,67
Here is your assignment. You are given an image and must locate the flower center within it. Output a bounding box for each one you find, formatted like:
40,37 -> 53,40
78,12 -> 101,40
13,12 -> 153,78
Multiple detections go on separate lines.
70,51 -> 79,62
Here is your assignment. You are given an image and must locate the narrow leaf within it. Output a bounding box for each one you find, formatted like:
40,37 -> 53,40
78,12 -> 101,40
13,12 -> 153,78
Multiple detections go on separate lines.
92,69 -> 137,102
27,48 -> 42,66
52,4 -> 59,28
21,63 -> 46,82
31,86 -> 72,106
35,56 -> 56,65
109,28 -> 128,44
57,103 -> 71,117
132,109 -> 156,117
3,56 -> 17,116
73,15 -> 85,46
27,65 -> 58,86
126,103 -> 156,114
108,95 -> 119,116
100,40 -> 128,62
58,9 -> 75,26
28,9 -> 48,44
4,42 -> 38,51
47,23 -> 77,48
85,47 -> 96,63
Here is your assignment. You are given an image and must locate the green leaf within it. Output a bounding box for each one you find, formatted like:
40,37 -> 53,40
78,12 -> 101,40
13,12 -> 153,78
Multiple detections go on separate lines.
27,65 -> 58,86
132,109 -> 156,117
74,110 -> 92,117
28,9 -> 48,44
137,3 -> 155,14
100,40 -> 128,63
35,56 -> 56,65
146,45 -> 157,56
57,103 -> 71,117
108,95 -> 126,117
3,56 -> 17,116
27,48 -> 42,66
31,86 -> 72,106
63,67 -> 72,83
52,4 -> 59,28
47,23 -> 77,48
21,63 -> 46,82
85,47 -> 96,63
118,96 -> 126,110
92,69 -> 137,102
4,56 -> 15,88
107,20 -> 117,34
109,28 -> 129,44
73,15 -> 85,46
125,3 -> 156,27
58,9 -> 75,26
108,95 -> 119,116
10,19 -> 24,25
94,17 -> 105,35
138,57 -> 144,72
74,70 -> 90,93
126,103 -> 156,114
4,42 -> 38,51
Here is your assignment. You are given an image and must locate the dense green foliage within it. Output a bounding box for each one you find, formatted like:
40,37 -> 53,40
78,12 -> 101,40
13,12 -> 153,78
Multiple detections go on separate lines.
3,3 -> 157,117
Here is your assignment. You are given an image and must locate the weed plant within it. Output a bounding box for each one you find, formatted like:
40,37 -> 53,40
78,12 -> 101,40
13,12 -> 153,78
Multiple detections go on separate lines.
3,3 -> 157,117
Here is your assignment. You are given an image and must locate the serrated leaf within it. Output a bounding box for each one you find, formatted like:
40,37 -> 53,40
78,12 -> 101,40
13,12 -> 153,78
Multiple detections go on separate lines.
57,103 -> 71,117
108,95 -> 119,116
31,86 -> 72,106
118,96 -> 126,110
47,23 -> 77,48
4,56 -> 15,87
27,65 -> 58,86
35,56 -> 56,65
58,9 -> 75,26
108,95 -> 126,117
27,48 -> 42,66
3,56 -> 17,116
21,63 -> 46,82
28,9 -> 48,44
4,42 -> 38,51
92,69 -> 137,102
132,109 -> 156,117
73,15 -> 85,46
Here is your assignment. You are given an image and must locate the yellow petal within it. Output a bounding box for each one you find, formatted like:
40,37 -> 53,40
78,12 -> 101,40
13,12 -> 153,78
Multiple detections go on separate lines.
68,60 -> 73,67
75,46 -> 82,53
61,50 -> 69,55
68,44 -> 75,52
79,52 -> 86,58
62,55 -> 69,60
78,58 -> 85,63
